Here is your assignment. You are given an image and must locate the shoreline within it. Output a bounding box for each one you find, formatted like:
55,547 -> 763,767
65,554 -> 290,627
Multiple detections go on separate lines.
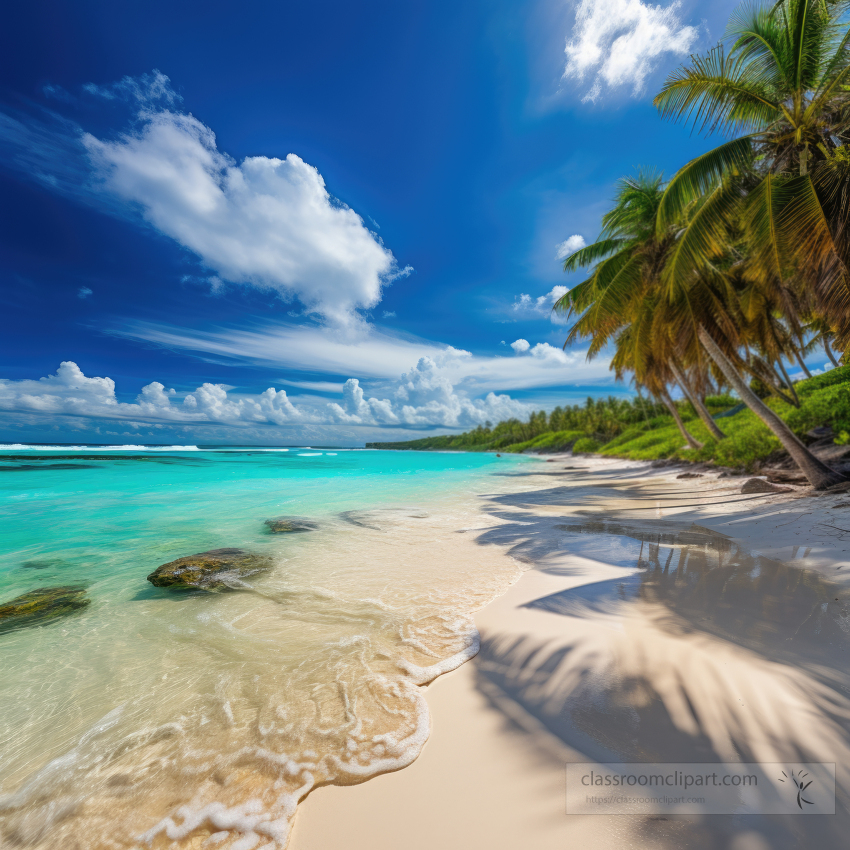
290,453 -> 850,850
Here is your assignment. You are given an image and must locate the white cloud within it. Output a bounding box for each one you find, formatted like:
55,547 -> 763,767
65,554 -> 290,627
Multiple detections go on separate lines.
327,378 -> 400,424
278,379 -> 343,394
0,335 -> 615,437
555,234 -> 586,260
83,108 -> 402,328
77,286 -> 93,299
564,0 -> 698,102
383,311 -> 396,318
511,286 -> 570,323
0,362 -> 304,428
118,320 -> 613,393
82,70 -> 180,107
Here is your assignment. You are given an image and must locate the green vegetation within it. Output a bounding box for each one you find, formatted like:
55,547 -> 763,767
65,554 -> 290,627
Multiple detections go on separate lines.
368,366 -> 850,471
368,395 -> 665,452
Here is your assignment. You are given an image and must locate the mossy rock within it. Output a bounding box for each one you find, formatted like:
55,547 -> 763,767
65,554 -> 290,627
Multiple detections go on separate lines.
0,585 -> 90,634
147,548 -> 273,590
264,517 -> 319,534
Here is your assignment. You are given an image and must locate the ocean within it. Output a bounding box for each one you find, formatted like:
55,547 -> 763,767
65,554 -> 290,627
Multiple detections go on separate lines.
0,445 -> 529,849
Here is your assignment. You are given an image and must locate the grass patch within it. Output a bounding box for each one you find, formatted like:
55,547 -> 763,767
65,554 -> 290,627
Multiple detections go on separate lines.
503,430 -> 585,453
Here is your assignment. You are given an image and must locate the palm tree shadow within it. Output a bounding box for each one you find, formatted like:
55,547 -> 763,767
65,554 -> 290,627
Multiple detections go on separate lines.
470,511 -> 850,848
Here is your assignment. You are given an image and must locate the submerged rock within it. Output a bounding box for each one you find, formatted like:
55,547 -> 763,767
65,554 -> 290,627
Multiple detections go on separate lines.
264,517 -> 319,534
339,508 -> 429,531
20,558 -> 66,570
0,585 -> 90,634
147,548 -> 273,590
741,478 -> 792,494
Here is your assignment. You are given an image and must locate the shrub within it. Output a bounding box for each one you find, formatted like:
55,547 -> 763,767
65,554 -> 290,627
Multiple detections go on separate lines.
785,383 -> 850,434
573,437 -> 602,453
796,364 -> 850,397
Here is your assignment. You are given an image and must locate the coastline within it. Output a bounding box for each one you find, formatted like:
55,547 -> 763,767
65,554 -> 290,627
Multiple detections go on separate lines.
291,454 -> 850,850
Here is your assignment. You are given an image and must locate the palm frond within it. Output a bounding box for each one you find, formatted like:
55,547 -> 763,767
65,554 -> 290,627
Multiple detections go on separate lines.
654,44 -> 781,136
561,238 -> 628,272
657,136 -> 756,232
662,179 -> 743,295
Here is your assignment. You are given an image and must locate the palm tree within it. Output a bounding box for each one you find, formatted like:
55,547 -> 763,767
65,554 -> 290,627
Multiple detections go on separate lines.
654,0 -> 850,322
649,0 -> 850,487
555,172 -> 720,447
559,168 -> 848,487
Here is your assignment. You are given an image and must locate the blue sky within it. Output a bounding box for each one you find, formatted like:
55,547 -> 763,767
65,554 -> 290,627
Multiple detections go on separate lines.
0,0 -> 749,446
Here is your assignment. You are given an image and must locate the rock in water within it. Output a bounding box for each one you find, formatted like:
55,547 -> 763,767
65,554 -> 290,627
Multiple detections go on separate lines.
264,517 -> 319,534
741,478 -> 792,494
0,585 -> 90,634
147,548 -> 273,590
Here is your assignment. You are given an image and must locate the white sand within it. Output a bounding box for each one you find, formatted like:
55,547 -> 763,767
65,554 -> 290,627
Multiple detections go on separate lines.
290,456 -> 850,850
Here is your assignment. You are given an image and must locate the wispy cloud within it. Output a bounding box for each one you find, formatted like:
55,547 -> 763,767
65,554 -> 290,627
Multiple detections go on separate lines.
564,0 -> 698,102
82,70 -> 180,107
115,320 -> 612,392
77,286 -> 93,299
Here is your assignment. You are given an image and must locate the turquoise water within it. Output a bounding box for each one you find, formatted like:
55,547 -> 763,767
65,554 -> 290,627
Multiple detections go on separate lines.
0,446 -> 520,601
0,446 -> 528,849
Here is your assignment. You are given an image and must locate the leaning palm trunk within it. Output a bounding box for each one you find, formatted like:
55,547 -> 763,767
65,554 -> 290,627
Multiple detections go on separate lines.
824,337 -> 840,368
668,361 -> 725,440
793,351 -> 812,379
660,388 -> 703,450
776,359 -> 801,406
698,327 -> 847,489
743,354 -> 798,407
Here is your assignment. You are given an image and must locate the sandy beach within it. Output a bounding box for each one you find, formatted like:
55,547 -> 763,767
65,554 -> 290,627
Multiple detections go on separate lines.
291,455 -> 850,850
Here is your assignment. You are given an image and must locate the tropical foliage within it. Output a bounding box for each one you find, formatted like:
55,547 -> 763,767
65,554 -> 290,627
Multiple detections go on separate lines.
550,0 -> 850,489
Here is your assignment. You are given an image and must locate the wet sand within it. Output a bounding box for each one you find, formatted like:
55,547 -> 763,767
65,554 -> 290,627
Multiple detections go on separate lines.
291,456 -> 850,850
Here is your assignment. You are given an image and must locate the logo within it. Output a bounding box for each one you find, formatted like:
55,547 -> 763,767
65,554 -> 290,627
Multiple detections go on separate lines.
778,769 -> 814,809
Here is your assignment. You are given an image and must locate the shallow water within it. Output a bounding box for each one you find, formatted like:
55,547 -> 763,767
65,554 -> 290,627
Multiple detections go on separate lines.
0,446 -> 528,849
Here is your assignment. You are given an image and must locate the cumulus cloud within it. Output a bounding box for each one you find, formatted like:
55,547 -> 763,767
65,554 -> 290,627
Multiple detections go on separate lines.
511,286 -> 570,324
555,234 -> 586,260
1,345 -> 603,435
384,356 -> 530,427
327,378 -> 399,424
0,361 -> 304,428
83,104 -> 402,328
564,0 -> 698,102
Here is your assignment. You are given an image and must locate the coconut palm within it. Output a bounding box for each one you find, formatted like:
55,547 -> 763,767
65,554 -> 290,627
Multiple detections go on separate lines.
653,0 -> 850,330
558,167 -> 848,488
555,172 -> 724,444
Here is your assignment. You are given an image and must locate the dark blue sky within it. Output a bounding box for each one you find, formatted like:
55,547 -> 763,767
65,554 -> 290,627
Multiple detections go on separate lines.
0,0 -> 755,445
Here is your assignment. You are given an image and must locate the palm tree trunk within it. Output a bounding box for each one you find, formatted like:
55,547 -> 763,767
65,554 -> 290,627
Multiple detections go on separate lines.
793,351 -> 812,379
660,389 -> 703,450
668,361 -> 726,440
776,359 -> 801,406
743,353 -> 798,407
824,336 -> 840,368
698,326 -> 847,489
